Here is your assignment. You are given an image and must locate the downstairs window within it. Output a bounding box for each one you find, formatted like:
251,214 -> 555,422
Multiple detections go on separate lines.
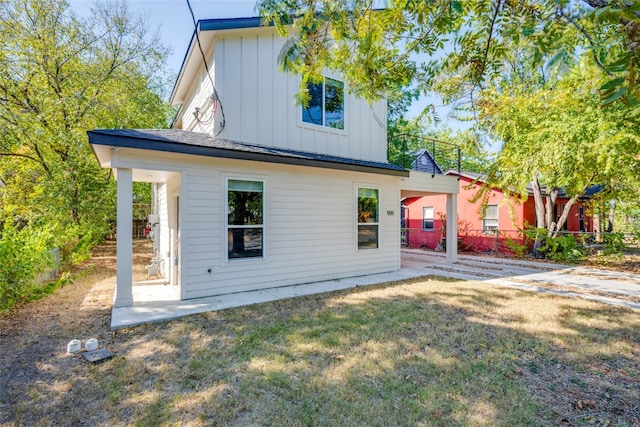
227,179 -> 263,259
357,188 -> 379,249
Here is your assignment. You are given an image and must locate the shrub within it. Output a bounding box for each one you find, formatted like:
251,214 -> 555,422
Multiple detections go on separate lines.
0,225 -> 56,311
602,232 -> 626,256
539,233 -> 588,263
0,220 -> 109,312
503,236 -> 527,258
523,228 -> 587,263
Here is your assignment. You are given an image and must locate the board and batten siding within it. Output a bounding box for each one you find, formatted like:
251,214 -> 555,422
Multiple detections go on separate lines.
180,27 -> 387,164
178,158 -> 399,299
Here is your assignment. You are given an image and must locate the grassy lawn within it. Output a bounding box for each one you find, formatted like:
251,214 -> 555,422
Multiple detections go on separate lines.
1,243 -> 639,426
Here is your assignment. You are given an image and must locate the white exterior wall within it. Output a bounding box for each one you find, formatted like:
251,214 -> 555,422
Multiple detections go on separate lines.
183,162 -> 399,299
112,148 -> 400,300
179,27 -> 388,163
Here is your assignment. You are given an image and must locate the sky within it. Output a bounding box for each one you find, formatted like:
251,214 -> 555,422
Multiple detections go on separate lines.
68,0 -> 462,127
69,1 -> 257,75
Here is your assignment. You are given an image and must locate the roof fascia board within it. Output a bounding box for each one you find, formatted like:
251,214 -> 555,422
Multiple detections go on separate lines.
198,16 -> 265,31
169,16 -> 271,106
88,132 -> 408,177
169,30 -> 198,106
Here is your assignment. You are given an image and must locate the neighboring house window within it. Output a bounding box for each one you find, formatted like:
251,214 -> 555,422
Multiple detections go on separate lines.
357,188 -> 378,249
579,205 -> 585,232
560,203 -> 568,230
483,204 -> 499,233
422,206 -> 434,230
227,179 -> 263,259
302,77 -> 344,130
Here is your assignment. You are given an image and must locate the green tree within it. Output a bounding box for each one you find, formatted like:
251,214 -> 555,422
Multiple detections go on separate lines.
258,0 -> 640,108
478,61 -> 640,241
0,0 -> 172,308
387,89 -> 490,172
0,0 -> 171,231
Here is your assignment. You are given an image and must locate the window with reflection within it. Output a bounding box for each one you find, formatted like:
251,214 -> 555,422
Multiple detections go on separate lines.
302,77 -> 344,130
227,179 -> 263,259
357,188 -> 379,250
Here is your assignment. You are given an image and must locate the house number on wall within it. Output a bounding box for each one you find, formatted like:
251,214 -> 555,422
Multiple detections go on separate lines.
387,210 -> 394,216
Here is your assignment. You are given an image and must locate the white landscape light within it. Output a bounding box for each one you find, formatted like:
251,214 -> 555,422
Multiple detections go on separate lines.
66,339 -> 81,354
85,338 -> 99,351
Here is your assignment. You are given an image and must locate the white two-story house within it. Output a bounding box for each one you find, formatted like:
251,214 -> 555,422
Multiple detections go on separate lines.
89,16 -> 459,309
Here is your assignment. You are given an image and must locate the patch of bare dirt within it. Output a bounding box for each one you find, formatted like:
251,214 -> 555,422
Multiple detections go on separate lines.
585,248 -> 640,275
0,239 -> 152,425
461,246 -> 640,274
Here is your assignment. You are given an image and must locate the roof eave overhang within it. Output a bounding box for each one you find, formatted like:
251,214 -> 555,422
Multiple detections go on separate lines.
88,132 -> 409,178
169,17 -> 272,107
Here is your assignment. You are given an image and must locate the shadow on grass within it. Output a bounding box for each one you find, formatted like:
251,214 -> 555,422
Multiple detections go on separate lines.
3,278 -> 639,426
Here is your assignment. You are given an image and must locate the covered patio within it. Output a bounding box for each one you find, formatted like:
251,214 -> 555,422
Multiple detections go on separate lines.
114,255 -> 449,329
111,169 -> 460,329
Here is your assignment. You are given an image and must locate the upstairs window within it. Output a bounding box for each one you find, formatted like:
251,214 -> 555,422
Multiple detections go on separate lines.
483,204 -> 499,234
227,179 -> 263,259
357,188 -> 379,250
302,77 -> 344,130
422,206 -> 434,231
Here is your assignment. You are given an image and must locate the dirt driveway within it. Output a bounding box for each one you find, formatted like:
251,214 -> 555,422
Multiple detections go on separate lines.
402,249 -> 640,310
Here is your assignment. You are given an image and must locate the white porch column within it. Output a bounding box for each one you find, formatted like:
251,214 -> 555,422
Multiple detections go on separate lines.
446,193 -> 458,263
115,168 -> 133,307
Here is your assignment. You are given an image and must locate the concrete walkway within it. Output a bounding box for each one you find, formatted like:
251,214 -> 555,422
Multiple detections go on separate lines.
111,250 -> 640,329
403,249 -> 640,310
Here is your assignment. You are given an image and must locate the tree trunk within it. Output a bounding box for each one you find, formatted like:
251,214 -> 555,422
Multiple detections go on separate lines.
531,173 -> 545,229
530,173 -> 546,258
606,199 -> 616,232
551,195 -> 578,238
545,188 -> 559,237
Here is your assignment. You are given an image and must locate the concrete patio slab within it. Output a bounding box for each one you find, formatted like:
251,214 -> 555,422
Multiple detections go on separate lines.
111,267 -> 433,329
111,249 -> 640,329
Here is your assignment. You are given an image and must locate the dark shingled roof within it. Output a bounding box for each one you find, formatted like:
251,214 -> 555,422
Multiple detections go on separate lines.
88,129 -> 409,177
445,170 -> 602,199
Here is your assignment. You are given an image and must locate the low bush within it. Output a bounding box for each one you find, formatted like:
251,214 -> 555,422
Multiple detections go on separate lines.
525,228 -> 588,263
0,221 -> 108,312
503,236 -> 528,258
0,224 -> 56,311
541,233 -> 588,263
601,232 -> 626,256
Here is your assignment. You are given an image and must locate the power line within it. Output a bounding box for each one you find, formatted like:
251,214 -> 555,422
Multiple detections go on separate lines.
186,0 -> 226,136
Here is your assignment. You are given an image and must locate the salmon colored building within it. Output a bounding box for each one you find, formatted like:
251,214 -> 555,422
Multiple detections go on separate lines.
401,170 -> 598,252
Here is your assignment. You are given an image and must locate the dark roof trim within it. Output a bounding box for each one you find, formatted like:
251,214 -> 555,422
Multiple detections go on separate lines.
88,129 -> 409,177
198,16 -> 266,32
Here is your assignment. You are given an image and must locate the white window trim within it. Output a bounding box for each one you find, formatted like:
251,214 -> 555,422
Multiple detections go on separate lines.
355,185 -> 380,251
422,206 -> 435,231
224,176 -> 267,262
299,75 -> 348,134
482,204 -> 499,234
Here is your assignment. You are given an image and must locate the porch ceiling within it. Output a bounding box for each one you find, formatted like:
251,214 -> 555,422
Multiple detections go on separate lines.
131,169 -> 179,183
